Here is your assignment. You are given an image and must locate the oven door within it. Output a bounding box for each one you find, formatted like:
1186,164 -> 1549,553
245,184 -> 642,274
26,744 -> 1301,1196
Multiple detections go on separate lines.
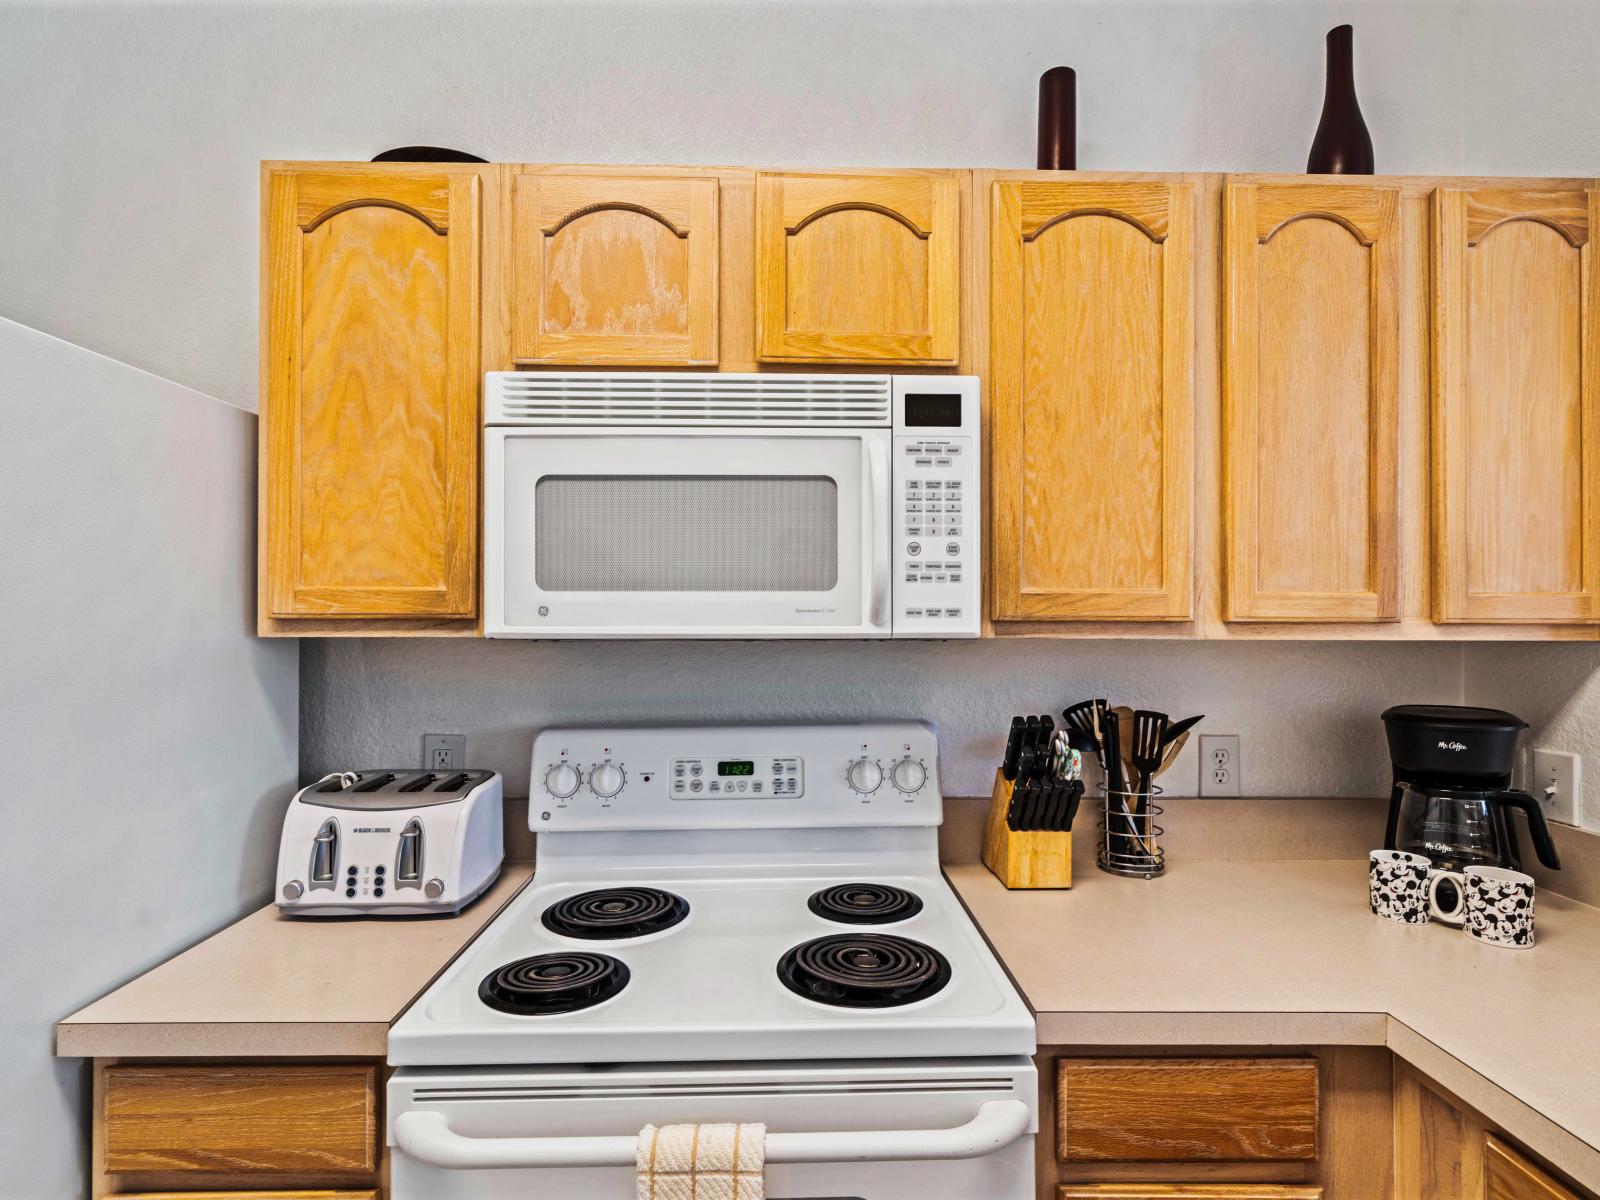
486,427 -> 891,637
390,1058 -> 1036,1200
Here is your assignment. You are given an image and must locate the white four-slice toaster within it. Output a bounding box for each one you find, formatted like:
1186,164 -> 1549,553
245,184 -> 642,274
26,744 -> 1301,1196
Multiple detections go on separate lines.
276,770 -> 504,916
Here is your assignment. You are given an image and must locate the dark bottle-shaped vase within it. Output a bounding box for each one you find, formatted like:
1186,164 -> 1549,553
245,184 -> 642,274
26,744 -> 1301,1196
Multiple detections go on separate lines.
1306,24 -> 1374,174
1037,66 -> 1076,170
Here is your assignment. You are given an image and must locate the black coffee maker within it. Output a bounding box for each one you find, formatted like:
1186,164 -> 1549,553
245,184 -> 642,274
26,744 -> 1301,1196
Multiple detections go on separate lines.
1381,704 -> 1560,873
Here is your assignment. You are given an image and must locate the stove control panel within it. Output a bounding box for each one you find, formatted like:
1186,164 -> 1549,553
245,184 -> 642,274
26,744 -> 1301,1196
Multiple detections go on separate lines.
670,755 -> 802,798
530,721 -> 940,831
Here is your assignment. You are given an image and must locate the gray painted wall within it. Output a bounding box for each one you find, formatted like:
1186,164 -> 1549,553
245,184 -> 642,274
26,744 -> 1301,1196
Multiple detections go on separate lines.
302,638 -> 1465,799
0,320 -> 299,1200
5,0 -> 1600,409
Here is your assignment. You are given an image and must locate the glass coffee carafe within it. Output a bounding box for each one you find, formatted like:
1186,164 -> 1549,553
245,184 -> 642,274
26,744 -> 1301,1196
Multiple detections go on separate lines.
1391,782 -> 1553,872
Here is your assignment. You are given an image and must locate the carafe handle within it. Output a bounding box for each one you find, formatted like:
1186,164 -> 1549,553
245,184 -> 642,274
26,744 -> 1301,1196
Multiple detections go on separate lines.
1497,790 -> 1562,871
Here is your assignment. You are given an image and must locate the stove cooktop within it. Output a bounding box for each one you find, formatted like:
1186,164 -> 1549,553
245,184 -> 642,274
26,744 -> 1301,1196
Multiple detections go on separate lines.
388,870 -> 1034,1066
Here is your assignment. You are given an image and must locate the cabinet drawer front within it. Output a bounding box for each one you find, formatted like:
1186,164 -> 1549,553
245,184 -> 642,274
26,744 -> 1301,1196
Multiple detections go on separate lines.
1061,1189 -> 1324,1199
103,1065 -> 378,1175
1486,1135 -> 1583,1200
1058,1058 -> 1319,1162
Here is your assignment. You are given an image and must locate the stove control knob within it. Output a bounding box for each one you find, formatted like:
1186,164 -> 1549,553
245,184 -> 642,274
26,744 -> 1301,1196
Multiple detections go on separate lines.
424,877 -> 445,899
846,757 -> 883,793
544,762 -> 581,798
891,756 -> 927,793
589,762 -> 626,798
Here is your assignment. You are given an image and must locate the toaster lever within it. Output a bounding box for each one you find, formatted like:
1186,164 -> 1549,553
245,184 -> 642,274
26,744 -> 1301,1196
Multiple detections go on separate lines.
397,818 -> 423,884
309,818 -> 339,885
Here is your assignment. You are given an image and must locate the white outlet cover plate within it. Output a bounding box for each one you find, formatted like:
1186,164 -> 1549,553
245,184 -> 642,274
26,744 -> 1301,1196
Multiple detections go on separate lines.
1199,734 -> 1241,797
1532,748 -> 1580,827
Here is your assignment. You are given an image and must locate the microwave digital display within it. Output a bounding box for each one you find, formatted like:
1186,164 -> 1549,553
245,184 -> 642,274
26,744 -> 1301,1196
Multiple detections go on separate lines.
717,760 -> 755,776
904,393 -> 963,427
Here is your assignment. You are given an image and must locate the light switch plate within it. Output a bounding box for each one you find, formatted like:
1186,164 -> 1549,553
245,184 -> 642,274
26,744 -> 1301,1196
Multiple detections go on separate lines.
1532,748 -> 1580,827
1199,734 -> 1241,797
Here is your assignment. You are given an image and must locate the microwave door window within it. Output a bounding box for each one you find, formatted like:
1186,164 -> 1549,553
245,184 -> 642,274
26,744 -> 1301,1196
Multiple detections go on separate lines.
534,475 -> 840,593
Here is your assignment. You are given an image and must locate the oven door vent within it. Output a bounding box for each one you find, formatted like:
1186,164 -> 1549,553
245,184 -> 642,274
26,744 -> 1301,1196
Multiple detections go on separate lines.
487,372 -> 893,427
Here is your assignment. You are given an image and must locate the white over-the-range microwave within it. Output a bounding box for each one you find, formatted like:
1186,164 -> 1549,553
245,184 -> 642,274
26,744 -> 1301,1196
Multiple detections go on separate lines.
483,372 -> 980,638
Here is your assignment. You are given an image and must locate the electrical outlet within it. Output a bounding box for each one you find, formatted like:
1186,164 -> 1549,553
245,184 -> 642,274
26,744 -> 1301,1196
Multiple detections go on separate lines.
423,733 -> 466,772
1532,748 -> 1581,827
1199,734 -> 1241,797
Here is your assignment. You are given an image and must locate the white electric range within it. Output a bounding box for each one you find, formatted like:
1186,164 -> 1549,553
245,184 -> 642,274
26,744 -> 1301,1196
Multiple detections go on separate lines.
387,721 -> 1037,1200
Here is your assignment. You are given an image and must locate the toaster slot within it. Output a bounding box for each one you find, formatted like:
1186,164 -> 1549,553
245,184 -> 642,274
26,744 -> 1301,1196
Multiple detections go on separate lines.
398,773 -> 438,793
352,772 -> 397,793
434,772 -> 471,793
309,818 -> 339,889
395,817 -> 423,888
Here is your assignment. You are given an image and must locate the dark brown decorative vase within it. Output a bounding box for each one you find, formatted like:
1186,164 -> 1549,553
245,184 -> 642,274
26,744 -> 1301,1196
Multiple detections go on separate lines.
1306,24 -> 1374,174
1037,67 -> 1077,170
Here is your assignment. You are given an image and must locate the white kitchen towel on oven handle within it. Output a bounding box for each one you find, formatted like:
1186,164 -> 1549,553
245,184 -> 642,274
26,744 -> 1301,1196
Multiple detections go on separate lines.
637,1121 -> 766,1200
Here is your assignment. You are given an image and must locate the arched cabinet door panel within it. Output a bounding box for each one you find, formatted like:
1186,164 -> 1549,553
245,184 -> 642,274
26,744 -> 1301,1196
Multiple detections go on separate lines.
511,173 -> 719,365
755,172 -> 959,364
1223,181 -> 1401,622
989,180 -> 1195,621
263,166 -> 480,620
1433,186 -> 1600,623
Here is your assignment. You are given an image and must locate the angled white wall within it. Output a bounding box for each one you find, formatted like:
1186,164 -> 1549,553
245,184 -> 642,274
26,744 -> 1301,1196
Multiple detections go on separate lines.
0,319 -> 298,1200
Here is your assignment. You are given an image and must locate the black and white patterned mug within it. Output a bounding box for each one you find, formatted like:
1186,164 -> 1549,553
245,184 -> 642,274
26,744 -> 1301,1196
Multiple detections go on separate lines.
1369,849 -> 1431,924
1464,866 -> 1536,948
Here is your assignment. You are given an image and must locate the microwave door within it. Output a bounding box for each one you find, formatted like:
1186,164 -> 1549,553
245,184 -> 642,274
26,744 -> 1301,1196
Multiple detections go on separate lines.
488,428 -> 890,638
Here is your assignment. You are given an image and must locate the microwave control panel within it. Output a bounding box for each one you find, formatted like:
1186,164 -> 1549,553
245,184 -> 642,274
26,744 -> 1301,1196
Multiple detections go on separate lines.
893,377 -> 981,638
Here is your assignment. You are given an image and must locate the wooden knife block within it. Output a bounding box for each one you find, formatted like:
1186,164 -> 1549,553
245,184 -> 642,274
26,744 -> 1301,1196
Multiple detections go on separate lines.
981,769 -> 1072,889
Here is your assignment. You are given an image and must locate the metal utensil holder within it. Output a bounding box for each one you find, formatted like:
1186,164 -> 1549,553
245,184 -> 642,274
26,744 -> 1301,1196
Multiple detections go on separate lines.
1096,785 -> 1165,878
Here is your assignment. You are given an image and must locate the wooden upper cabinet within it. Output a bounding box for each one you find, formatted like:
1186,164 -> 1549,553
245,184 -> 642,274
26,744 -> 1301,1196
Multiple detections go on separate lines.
511,173 -> 719,365
755,172 -> 959,363
1223,182 -> 1401,622
990,180 -> 1194,621
1433,186 -> 1600,623
263,165 -> 480,620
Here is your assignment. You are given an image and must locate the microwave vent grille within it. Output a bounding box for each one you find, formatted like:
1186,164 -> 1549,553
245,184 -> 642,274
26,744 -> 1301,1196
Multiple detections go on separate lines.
488,372 -> 892,427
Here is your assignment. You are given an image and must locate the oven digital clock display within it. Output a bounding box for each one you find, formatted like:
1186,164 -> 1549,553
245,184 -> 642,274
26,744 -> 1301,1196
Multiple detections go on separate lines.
717,760 -> 755,776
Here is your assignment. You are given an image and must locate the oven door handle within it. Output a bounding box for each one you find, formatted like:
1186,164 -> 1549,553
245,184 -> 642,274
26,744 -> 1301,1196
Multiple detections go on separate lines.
393,1098 -> 1031,1169
867,436 -> 890,628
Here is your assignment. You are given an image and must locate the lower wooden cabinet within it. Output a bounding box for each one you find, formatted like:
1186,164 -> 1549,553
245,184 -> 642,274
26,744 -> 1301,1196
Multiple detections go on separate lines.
1058,1057 -> 1320,1163
1060,1188 -> 1323,1199
1489,1136 -> 1585,1200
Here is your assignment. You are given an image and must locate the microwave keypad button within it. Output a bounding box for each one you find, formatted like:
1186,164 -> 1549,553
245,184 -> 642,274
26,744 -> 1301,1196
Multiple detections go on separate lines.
935,573 -> 948,583
914,457 -> 933,467
925,608 -> 943,617
905,526 -> 923,537
946,607 -> 962,618
920,573 -> 935,583
945,541 -> 961,556
906,541 -> 922,557
945,480 -> 962,490
935,457 -> 952,467
906,501 -> 922,513
905,607 -> 924,618
945,502 -> 961,512
904,479 -> 920,490
905,572 -> 918,583
950,571 -> 963,583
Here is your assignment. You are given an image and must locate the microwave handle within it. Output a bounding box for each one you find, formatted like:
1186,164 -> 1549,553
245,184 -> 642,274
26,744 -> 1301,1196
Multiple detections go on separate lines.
393,1099 -> 1031,1169
867,437 -> 889,627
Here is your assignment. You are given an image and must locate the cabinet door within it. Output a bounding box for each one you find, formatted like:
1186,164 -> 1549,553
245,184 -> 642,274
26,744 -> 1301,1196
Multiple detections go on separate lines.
264,166 -> 479,619
1433,187 -> 1600,623
755,172 -> 959,363
512,173 -> 718,365
990,180 -> 1194,620
1224,182 -> 1400,622
1486,1135 -> 1584,1200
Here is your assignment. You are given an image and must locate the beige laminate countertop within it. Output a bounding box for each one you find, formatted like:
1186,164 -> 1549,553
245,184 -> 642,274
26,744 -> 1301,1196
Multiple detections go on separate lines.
946,858 -> 1600,1192
55,866 -> 532,1059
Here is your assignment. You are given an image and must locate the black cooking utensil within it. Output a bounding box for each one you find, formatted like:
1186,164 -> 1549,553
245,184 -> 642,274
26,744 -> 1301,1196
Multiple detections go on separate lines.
1131,710 -> 1168,797
1160,713 -> 1204,748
